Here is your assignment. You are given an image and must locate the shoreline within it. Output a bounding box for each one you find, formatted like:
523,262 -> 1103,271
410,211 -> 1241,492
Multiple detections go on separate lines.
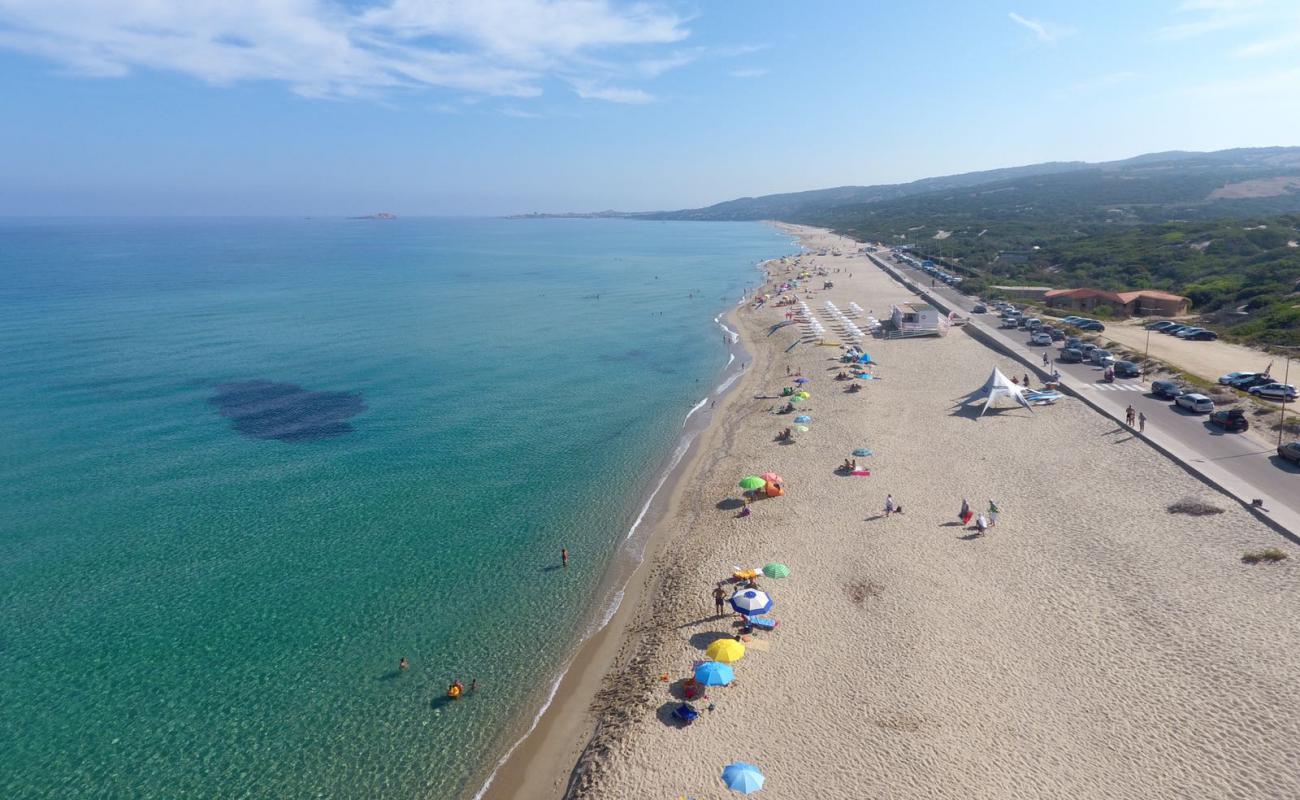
473,247 -> 792,799
519,222 -> 1300,799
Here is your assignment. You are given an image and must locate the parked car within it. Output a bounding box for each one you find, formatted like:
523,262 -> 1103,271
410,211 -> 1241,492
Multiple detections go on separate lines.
1163,325 -> 1190,335
1076,320 -> 1106,332
972,304 -> 987,314
1219,371 -> 1259,385
1064,337 -> 1083,350
1151,380 -> 1183,399
1059,347 -> 1083,363
1030,332 -> 1053,346
1000,317 -> 1019,329
1231,374 -> 1275,390
1209,408 -> 1249,432
1113,361 -> 1141,378
1089,349 -> 1115,366
1146,320 -> 1175,331
1026,318 -> 1043,330
1059,316 -> 1084,326
1278,441 -> 1300,464
1249,383 -> 1299,401
1175,393 -> 1215,413
1175,327 -> 1206,338
1049,329 -> 1065,341
1077,342 -> 1098,356
1185,329 -> 1218,341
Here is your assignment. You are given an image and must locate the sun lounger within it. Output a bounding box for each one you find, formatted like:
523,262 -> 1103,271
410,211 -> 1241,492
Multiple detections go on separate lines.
748,616 -> 779,631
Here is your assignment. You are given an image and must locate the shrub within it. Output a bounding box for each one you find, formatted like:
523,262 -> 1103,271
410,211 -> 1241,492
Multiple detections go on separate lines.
1262,548 -> 1289,562
1168,497 -> 1225,516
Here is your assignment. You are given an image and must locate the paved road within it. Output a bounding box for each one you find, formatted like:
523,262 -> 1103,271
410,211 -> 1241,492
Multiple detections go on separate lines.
878,253 -> 1300,536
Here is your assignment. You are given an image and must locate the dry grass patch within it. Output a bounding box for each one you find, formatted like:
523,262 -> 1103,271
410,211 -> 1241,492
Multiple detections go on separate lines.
1168,497 -> 1226,516
1242,548 -> 1289,564
846,580 -> 884,606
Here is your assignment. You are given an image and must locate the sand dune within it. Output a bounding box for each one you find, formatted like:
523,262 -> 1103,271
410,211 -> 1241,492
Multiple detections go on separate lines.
568,226 -> 1300,800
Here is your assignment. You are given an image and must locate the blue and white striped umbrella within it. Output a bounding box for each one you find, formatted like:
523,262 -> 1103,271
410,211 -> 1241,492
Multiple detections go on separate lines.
729,589 -> 773,616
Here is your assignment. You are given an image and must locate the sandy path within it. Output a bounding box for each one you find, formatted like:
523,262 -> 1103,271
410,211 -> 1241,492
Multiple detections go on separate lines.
569,225 -> 1300,800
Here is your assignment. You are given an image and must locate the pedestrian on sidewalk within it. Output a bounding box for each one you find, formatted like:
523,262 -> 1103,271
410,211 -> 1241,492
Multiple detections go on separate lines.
1042,353 -> 1049,367
1125,405 -> 1135,426
1138,412 -> 1147,432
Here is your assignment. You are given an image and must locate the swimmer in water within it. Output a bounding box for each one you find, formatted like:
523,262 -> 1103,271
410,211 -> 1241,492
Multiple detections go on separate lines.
399,657 -> 409,671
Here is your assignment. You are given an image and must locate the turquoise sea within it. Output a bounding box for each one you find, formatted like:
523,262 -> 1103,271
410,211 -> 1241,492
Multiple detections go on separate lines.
0,218 -> 791,799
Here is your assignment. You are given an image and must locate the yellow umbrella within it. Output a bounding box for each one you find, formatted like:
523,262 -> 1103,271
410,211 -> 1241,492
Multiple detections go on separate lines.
707,638 -> 746,663
796,391 -> 810,399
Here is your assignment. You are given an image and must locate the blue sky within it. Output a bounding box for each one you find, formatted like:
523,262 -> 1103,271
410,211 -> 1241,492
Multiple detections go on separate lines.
1,0 -> 1298,215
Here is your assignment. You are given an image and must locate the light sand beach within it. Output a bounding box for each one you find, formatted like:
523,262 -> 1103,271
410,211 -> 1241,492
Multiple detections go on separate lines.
542,224 -> 1300,800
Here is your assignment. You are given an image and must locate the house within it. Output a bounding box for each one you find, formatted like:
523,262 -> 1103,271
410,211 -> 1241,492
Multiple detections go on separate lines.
1043,288 -> 1190,317
890,302 -> 948,336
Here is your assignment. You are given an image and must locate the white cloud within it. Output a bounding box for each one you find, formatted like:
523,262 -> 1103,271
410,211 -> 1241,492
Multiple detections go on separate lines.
1236,28 -> 1300,56
1181,66 -> 1300,98
1008,12 -> 1074,44
0,0 -> 689,100
572,83 -> 653,103
499,106 -> 541,118
1157,0 -> 1268,39
729,67 -> 767,79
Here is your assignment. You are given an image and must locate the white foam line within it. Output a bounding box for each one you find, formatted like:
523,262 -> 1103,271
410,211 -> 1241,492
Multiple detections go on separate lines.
627,430 -> 697,541
683,396 -> 708,427
726,353 -> 735,368
714,316 -> 739,343
715,371 -> 742,395
471,667 -> 569,800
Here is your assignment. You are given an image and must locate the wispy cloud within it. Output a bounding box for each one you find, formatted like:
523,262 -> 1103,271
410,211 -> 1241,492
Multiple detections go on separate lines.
1008,12 -> 1075,44
1181,66 -> 1300,98
1157,0 -> 1266,39
572,83 -> 654,104
1236,28 -> 1300,56
499,107 -> 542,118
1065,71 -> 1140,93
729,67 -> 768,79
0,0 -> 690,101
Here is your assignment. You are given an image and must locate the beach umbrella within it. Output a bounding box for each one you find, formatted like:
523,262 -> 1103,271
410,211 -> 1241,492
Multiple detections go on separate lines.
793,425 -> 809,433
760,472 -> 784,484
852,448 -> 873,457
706,638 -> 746,663
730,589 -> 773,616
694,661 -> 735,686
858,353 -> 873,363
788,395 -> 803,403
793,377 -> 810,384
794,415 -> 811,424
739,476 -> 766,491
762,563 -> 790,579
796,391 -> 810,399
721,762 -> 765,794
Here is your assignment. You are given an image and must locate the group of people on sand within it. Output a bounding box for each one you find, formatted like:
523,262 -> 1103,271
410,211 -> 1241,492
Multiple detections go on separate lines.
959,497 -> 1000,535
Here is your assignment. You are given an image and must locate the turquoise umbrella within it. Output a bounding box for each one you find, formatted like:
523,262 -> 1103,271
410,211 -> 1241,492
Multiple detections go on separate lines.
852,448 -> 873,457
794,415 -> 811,424
722,762 -> 765,794
694,661 -> 734,686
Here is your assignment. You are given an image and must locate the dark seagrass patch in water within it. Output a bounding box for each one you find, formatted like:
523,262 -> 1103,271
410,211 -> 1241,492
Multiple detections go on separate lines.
210,380 -> 366,442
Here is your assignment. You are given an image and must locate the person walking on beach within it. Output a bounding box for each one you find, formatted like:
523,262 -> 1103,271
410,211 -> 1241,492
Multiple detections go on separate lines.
1023,373 -> 1031,389
561,548 -> 569,568
1138,411 -> 1147,432
713,584 -> 727,616
959,498 -> 972,525
987,499 -> 1000,527
884,494 -> 896,518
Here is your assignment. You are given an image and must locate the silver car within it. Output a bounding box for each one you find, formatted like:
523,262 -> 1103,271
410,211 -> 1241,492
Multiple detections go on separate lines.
1175,393 -> 1214,413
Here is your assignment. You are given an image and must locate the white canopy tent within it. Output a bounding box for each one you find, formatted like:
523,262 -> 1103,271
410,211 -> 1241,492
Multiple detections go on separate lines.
970,367 -> 1032,416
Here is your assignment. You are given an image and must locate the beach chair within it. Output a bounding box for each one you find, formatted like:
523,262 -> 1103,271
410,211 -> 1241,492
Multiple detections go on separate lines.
748,616 -> 779,631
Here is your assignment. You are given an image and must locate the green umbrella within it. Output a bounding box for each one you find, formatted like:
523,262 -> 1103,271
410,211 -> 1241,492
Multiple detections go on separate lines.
788,395 -> 804,403
763,563 -> 790,579
739,476 -> 766,490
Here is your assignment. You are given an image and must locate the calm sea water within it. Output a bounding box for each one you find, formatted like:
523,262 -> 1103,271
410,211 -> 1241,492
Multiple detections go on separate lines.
0,217 -> 790,799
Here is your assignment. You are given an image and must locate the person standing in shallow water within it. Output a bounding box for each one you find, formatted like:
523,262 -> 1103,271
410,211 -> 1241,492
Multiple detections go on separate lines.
399,657 -> 408,672
561,548 -> 569,568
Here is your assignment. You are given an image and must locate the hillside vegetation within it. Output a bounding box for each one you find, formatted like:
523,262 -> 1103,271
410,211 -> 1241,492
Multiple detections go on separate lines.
649,147 -> 1300,348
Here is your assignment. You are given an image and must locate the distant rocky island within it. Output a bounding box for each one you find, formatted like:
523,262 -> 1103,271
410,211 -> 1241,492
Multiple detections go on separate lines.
352,212 -> 397,220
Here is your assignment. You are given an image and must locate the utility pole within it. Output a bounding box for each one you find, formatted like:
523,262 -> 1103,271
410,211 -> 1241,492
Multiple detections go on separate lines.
1277,346 -> 1298,448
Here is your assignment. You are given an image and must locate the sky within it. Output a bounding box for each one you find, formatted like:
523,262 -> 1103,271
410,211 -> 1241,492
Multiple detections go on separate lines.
1,0 -> 1299,216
